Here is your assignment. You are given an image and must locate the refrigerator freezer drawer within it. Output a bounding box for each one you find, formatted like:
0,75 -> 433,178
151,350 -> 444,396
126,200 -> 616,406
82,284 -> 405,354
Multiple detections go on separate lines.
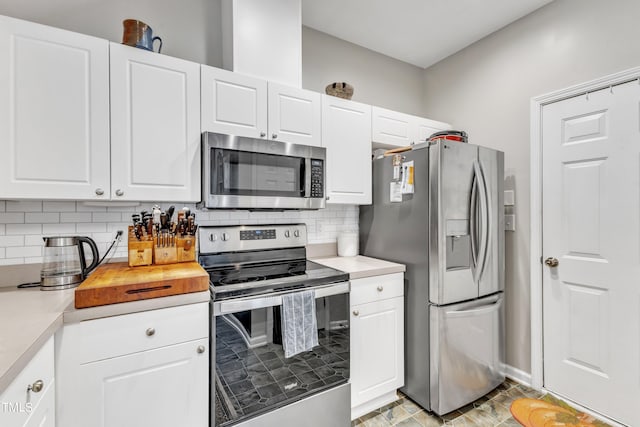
429,293 -> 505,415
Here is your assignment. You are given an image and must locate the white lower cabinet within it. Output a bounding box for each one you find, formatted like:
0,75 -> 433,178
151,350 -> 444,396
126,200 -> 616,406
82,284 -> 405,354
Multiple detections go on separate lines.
350,273 -> 404,419
55,303 -> 209,427
0,336 -> 55,427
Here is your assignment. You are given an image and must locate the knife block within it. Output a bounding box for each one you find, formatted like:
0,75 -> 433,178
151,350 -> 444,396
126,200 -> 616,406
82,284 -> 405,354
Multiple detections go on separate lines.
153,244 -> 178,265
176,235 -> 197,262
127,226 -> 153,267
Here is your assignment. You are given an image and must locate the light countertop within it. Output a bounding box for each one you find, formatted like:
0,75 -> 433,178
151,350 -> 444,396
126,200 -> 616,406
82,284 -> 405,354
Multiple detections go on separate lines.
0,286 -> 209,394
312,255 -> 405,279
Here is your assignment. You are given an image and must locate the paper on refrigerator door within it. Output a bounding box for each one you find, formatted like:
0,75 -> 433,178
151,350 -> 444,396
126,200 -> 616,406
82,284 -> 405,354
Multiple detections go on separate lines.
401,161 -> 414,194
390,182 -> 402,202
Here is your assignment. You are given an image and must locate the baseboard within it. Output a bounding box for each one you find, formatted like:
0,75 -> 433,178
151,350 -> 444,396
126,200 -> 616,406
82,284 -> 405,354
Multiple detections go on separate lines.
351,390 -> 400,420
503,364 -> 533,388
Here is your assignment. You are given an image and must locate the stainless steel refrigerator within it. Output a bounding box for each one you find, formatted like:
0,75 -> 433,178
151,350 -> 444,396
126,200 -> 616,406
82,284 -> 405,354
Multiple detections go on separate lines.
360,139 -> 505,415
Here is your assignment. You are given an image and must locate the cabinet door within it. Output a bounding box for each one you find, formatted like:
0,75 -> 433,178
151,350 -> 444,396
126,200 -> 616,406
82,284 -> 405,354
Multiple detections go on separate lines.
0,15 -> 110,200
371,106 -> 413,147
24,382 -> 55,427
322,95 -> 372,205
268,83 -> 321,146
201,65 -> 268,138
110,43 -> 201,202
414,117 -> 450,142
351,297 -> 404,408
61,339 -> 208,427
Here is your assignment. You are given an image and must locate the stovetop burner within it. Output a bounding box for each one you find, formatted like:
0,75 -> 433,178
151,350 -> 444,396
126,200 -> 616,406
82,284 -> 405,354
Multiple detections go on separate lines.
218,275 -> 266,286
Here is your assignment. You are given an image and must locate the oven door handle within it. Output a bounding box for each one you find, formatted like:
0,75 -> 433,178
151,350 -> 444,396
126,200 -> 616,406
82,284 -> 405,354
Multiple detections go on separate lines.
213,281 -> 350,315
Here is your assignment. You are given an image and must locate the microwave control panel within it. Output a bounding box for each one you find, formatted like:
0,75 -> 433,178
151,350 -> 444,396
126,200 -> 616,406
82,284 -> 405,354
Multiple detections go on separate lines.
311,159 -> 324,198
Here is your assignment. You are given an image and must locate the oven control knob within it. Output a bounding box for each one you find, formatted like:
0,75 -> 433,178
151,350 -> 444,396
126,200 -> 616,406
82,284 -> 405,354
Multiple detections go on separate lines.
222,232 -> 230,242
209,233 -> 217,242
284,230 -> 290,238
293,229 -> 300,238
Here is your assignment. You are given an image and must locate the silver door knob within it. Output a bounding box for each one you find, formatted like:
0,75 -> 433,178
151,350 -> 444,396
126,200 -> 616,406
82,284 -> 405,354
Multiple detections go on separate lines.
544,257 -> 559,267
146,327 -> 156,336
95,188 -> 104,196
197,345 -> 206,354
115,189 -> 124,197
28,380 -> 44,393
260,132 -> 266,138
353,310 -> 359,316
377,286 -> 384,292
272,133 -> 278,139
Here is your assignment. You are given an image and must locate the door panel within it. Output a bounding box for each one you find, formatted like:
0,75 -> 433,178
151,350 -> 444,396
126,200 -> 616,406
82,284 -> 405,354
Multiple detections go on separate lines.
268,83 -> 321,147
542,80 -> 640,426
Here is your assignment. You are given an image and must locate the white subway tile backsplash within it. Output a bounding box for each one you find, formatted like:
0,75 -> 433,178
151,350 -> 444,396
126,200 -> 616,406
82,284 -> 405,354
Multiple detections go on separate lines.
6,201 -> 42,212
0,213 -> 25,224
43,201 -> 76,212
92,212 -> 124,222
42,223 -> 76,235
0,236 -> 25,247
61,212 -> 92,223
25,257 -> 44,264
0,202 -> 358,266
25,212 -> 60,224
6,246 -> 42,258
6,224 -> 42,235
76,222 -> 107,233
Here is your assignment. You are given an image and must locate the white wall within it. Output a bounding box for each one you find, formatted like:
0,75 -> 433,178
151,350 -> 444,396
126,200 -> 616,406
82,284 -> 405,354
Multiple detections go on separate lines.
421,0 -> 640,373
302,27 -> 426,116
0,0 -> 223,66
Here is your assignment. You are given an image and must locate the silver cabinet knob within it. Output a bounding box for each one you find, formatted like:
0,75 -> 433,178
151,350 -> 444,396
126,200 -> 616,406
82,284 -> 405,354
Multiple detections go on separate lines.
28,380 -> 44,393
146,327 -> 155,336
95,188 -> 104,196
353,310 -> 359,316
377,286 -> 384,292
272,133 -> 278,139
115,189 -> 124,197
544,257 -> 559,267
260,132 -> 266,138
197,345 -> 206,354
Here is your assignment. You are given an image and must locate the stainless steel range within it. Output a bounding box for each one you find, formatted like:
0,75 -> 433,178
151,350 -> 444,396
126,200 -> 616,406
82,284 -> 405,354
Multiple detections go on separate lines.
198,224 -> 351,427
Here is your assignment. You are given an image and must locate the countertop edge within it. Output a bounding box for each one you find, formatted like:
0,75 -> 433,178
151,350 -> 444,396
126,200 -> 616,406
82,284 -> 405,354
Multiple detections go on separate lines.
0,312 -> 63,395
311,255 -> 406,280
348,266 -> 406,280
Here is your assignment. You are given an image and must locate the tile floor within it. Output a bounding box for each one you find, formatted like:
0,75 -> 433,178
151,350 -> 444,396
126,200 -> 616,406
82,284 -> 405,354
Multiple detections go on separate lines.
352,378 -> 544,427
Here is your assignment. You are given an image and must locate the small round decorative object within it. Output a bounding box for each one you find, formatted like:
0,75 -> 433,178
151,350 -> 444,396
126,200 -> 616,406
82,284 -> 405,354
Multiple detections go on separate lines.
325,82 -> 354,100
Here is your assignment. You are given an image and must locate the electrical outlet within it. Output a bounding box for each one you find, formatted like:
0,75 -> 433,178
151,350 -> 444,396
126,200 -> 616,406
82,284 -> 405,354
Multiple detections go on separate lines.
505,214 -> 515,231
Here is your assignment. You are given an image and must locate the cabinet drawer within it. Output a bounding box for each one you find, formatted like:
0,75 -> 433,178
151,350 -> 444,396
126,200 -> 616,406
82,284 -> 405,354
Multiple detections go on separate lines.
350,273 -> 404,306
0,336 -> 54,427
57,302 -> 208,364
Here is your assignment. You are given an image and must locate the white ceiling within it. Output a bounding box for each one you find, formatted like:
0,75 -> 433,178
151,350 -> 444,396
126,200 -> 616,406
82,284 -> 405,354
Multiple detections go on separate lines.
302,0 -> 554,69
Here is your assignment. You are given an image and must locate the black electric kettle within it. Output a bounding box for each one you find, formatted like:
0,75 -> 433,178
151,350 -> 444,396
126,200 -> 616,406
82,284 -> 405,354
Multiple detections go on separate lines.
40,236 -> 100,290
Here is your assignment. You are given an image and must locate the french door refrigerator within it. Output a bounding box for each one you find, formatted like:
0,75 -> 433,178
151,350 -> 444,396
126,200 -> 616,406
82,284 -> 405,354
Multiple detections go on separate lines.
360,139 -> 505,415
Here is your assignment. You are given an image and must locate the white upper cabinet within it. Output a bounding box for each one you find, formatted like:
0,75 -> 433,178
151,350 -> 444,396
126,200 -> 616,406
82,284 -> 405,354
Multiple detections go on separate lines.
322,95 -> 372,205
201,65 -> 321,146
0,15 -> 110,200
201,65 -> 268,139
268,82 -> 321,146
372,106 -> 450,148
110,43 -> 201,202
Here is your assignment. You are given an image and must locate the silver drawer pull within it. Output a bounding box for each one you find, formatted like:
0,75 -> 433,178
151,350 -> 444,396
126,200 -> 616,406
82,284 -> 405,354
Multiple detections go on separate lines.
197,345 -> 206,354
377,286 -> 384,292
28,380 -> 44,393
146,327 -> 156,336
353,310 -> 359,316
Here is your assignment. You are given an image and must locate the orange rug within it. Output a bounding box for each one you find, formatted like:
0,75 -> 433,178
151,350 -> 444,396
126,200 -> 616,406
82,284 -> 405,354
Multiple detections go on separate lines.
510,396 -> 612,427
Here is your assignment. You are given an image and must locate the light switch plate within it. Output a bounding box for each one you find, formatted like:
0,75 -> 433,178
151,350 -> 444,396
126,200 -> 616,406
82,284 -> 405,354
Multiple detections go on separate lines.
504,190 -> 515,206
505,214 -> 515,231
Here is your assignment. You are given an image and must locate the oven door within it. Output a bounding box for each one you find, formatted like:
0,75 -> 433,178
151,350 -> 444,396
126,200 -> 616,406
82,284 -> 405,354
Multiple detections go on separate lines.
211,282 -> 350,427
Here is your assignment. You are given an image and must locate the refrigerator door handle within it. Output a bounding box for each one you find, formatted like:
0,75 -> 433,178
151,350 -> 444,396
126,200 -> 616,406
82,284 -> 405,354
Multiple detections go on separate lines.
444,299 -> 501,318
470,168 -> 479,273
478,160 -> 492,283
472,160 -> 488,284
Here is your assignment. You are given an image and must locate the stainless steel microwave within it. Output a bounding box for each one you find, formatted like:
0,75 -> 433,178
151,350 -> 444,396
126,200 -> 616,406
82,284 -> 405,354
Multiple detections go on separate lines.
200,132 -> 326,210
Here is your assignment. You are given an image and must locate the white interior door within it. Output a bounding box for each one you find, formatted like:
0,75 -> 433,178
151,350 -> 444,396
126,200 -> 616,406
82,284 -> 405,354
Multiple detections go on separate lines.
542,80 -> 640,426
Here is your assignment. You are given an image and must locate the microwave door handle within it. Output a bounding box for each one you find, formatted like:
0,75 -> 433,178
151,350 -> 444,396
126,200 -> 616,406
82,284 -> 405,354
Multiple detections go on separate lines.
304,158 -> 312,197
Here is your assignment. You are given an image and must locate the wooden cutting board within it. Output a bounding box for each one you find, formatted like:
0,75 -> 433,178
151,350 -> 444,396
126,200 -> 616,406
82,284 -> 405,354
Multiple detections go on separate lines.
75,261 -> 209,309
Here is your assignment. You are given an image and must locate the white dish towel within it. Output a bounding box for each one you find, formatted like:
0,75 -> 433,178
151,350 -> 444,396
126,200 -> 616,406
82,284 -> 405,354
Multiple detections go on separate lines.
281,290 -> 318,358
